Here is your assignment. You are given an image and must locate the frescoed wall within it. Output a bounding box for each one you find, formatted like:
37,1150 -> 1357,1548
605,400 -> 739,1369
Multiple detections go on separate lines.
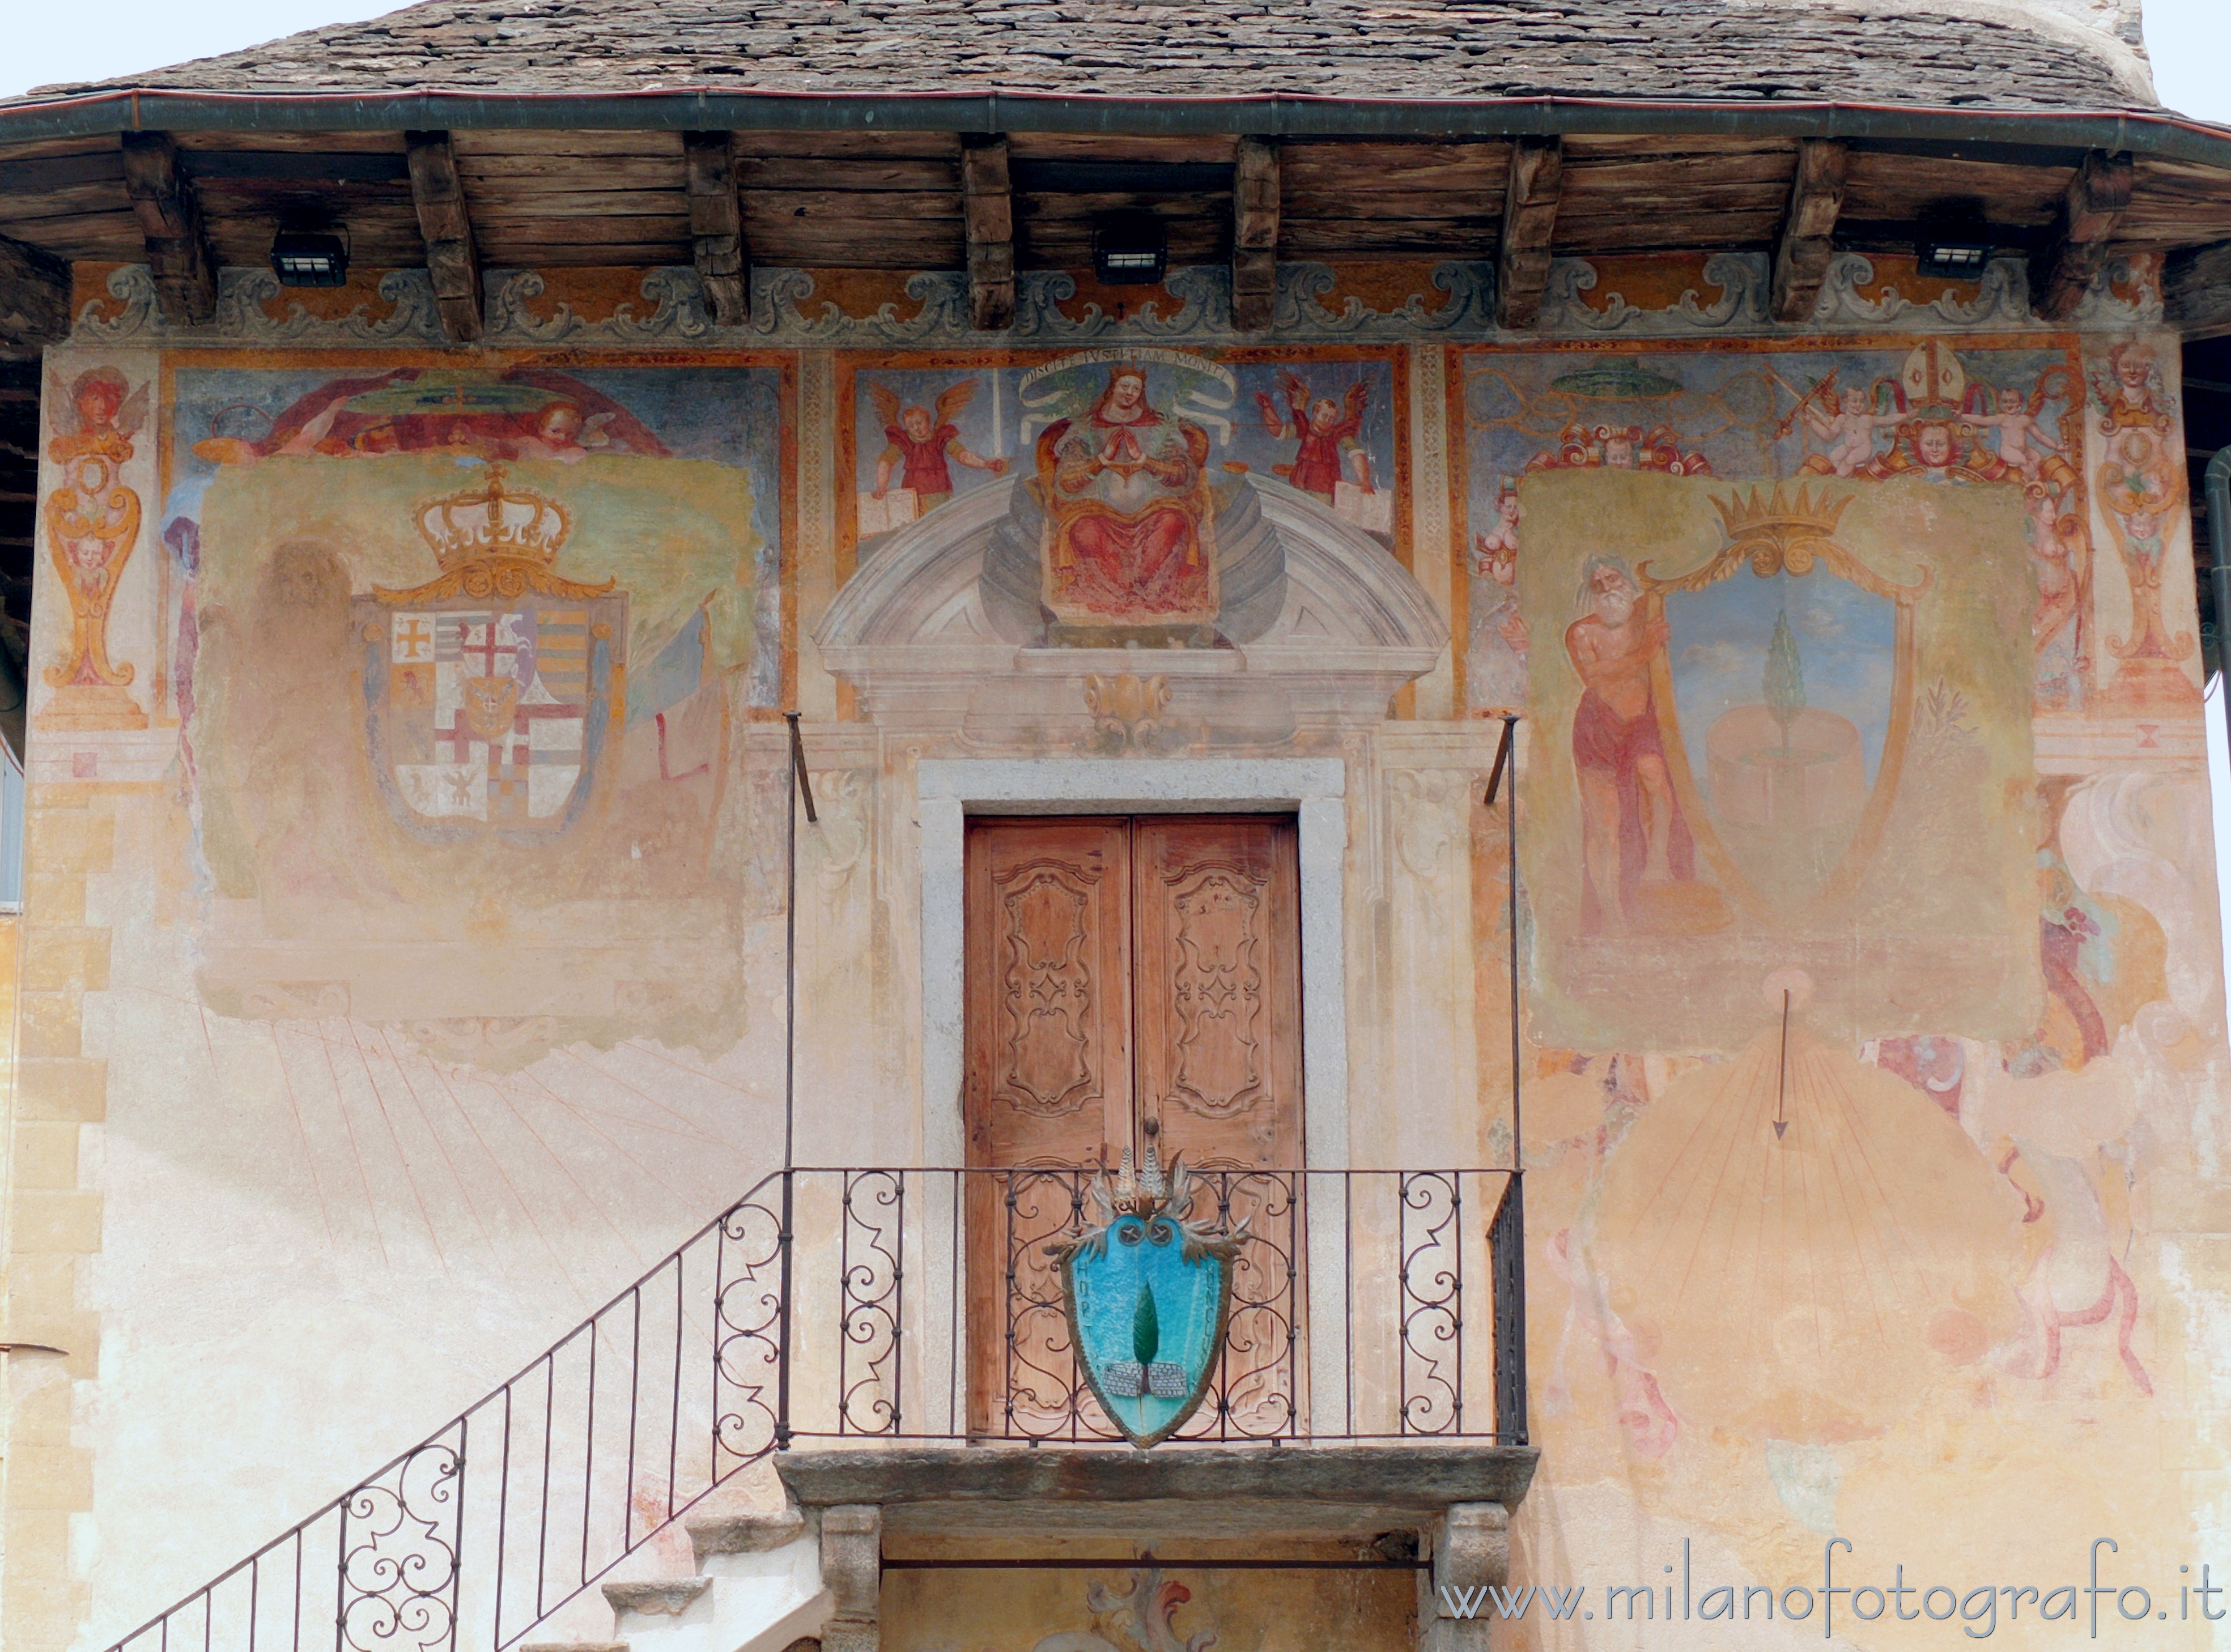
846,348 -> 1401,552
164,357 -> 788,1057
840,347 -> 1406,654
1450,327 -> 2221,1650
7,256 -> 2225,1652
881,1560 -> 1415,1652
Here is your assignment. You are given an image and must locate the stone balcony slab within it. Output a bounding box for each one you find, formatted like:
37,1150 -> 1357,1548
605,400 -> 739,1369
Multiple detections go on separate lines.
776,1444 -> 1537,1538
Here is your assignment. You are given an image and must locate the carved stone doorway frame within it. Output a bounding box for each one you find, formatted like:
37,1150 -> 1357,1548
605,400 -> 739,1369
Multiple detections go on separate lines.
915,755 -> 1354,1435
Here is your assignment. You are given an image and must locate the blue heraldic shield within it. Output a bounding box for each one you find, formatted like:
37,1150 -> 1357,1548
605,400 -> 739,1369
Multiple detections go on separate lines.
1053,1148 -> 1243,1447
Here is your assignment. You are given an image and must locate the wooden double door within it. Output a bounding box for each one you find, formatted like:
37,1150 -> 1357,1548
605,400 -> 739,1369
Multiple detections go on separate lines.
962,814 -> 1304,1436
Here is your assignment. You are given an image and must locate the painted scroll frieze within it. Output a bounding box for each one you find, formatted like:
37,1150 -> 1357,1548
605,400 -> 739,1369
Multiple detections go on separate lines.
68,250 -> 2162,354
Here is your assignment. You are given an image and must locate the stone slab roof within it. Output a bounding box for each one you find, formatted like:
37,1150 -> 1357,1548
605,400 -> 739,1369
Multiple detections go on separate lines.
13,0 -> 2153,113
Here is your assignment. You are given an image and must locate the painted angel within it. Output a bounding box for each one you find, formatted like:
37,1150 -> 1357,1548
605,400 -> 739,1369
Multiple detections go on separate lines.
1962,379 -> 2072,490
869,378 -> 1007,512
2028,492 -> 2089,709
1468,483 -> 1529,713
1253,370 -> 1371,502
509,399 -> 620,463
1791,380 -> 1902,478
48,365 -> 147,450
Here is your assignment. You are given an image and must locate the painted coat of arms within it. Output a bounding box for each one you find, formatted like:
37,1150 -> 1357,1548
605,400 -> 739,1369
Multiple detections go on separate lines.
1051,1144 -> 1242,1447
1638,483 -> 1930,923
354,467 -> 625,840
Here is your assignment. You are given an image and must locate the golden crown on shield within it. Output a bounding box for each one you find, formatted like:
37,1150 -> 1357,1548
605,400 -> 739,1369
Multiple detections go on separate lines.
1710,482 -> 1852,544
378,466 -> 612,604
414,466 -> 572,572
1707,482 -> 1854,578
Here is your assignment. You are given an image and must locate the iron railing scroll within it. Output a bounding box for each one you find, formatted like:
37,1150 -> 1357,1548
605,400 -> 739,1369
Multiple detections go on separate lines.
100,1164 -> 1525,1652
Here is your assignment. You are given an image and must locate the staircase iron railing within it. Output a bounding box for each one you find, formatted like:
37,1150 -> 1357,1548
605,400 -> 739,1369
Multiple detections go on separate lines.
97,1164 -> 1524,1652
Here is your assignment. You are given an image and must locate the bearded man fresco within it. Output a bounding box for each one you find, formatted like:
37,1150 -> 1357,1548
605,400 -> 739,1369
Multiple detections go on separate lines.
1565,554 -> 1699,934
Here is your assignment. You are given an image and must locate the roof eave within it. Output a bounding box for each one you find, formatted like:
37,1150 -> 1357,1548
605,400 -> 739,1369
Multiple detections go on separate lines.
0,87 -> 2226,166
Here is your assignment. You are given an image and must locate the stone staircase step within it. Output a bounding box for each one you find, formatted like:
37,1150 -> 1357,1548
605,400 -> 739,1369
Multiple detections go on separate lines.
604,1579 -> 713,1617
687,1506 -> 808,1564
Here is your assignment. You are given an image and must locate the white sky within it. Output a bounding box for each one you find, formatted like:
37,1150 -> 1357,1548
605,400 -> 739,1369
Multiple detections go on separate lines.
5,0 -> 2230,1014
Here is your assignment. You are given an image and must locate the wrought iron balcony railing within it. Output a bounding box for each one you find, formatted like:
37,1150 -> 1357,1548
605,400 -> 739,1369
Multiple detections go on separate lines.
99,1165 -> 1525,1652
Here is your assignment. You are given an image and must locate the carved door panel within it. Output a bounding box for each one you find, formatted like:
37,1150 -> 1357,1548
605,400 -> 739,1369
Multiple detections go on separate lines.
1132,815 -> 1302,1436
1132,816 -> 1302,1171
962,817 -> 1133,1167
963,815 -> 1302,1439
963,818 -> 1133,1436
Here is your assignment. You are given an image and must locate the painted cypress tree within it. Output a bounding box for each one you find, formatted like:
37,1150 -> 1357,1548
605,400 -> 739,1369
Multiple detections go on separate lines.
1765,607 -> 1805,752
1133,1283 -> 1160,1368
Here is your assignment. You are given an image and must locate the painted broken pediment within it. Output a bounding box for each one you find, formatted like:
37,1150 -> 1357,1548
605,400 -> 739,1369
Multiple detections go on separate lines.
816,472 -> 1446,749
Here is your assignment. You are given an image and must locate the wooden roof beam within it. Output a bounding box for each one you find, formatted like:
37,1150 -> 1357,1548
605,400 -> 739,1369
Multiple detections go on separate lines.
2167,239 -> 2231,340
1233,136 -> 1278,333
1769,138 -> 1848,324
118,132 -> 216,326
962,133 -> 1014,333
405,130 -> 483,343
1495,135 -> 1563,331
2032,150 -> 2132,322
0,233 -> 69,357
684,130 -> 749,326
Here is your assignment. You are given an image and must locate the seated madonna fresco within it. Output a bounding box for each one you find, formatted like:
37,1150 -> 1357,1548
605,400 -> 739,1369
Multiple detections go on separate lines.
1035,360 -> 1219,643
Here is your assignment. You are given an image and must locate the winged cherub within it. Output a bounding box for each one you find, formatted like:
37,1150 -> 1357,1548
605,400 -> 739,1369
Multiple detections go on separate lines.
1964,381 -> 2072,490
1255,370 -> 1371,503
1794,382 -> 1903,478
869,378 -> 1008,514
49,365 -> 148,452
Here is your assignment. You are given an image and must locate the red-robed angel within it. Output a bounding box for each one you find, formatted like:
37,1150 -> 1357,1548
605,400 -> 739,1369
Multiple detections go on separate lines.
869,378 -> 1007,513
1254,371 -> 1371,503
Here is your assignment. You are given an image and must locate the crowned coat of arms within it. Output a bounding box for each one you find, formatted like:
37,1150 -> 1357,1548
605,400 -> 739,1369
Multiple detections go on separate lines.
1049,1145 -> 1242,1447
1636,482 -> 1930,923
353,467 -> 625,841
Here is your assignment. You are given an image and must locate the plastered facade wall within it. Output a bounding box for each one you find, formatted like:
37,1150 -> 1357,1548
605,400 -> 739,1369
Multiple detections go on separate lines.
5,248 -> 2225,1652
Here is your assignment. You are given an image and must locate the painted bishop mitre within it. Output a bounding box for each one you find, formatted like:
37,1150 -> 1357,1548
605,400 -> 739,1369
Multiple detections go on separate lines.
1585,971 -> 2026,1444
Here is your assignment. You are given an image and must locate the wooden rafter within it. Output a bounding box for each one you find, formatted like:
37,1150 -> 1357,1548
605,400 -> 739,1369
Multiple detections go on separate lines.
683,130 -> 749,326
1769,138 -> 1848,325
0,232 -> 69,356
2032,150 -> 2132,323
962,133 -> 1014,333
2167,239 -> 2231,341
1495,135 -> 1563,331
405,130 -> 483,343
1233,136 -> 1279,332
118,132 -> 216,326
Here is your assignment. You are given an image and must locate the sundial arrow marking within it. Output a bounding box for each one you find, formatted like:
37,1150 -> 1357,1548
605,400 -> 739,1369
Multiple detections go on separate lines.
1774,987 -> 1791,1142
